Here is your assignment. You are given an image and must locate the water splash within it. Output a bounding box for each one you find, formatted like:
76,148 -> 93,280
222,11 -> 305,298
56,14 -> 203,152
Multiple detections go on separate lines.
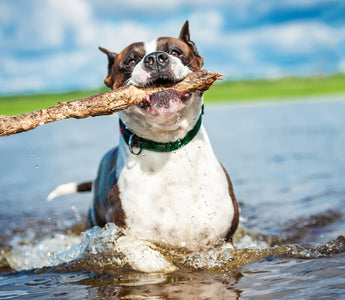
1,223 -> 344,273
2,224 -> 122,271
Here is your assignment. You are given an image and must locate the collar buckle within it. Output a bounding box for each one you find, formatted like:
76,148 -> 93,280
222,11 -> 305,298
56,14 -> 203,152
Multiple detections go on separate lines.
128,134 -> 143,155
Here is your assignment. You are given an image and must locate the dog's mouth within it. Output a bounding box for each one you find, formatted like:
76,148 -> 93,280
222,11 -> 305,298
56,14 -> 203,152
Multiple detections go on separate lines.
137,78 -> 191,113
138,89 -> 191,110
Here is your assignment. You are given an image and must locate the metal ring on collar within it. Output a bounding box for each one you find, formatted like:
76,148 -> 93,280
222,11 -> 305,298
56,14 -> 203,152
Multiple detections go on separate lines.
128,134 -> 143,155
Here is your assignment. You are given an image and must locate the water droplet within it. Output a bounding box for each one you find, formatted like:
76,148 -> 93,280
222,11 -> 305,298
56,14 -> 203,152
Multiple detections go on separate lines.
34,165 -> 38,169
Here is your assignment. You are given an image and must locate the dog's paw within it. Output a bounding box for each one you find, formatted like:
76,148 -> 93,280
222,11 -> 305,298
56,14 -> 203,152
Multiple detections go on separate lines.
221,241 -> 236,250
115,236 -> 177,273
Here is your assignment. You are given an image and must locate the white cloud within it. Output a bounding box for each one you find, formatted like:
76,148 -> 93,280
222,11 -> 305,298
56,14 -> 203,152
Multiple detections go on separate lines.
339,60 -> 345,73
89,0 -> 230,14
0,0 -> 95,50
189,11 -> 224,43
258,22 -> 339,54
0,0 -> 344,94
95,21 -> 159,52
192,17 -> 345,78
195,19 -> 341,53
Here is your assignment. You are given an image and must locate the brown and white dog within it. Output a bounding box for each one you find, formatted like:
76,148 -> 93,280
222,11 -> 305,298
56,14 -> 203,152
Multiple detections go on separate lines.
48,21 -> 239,273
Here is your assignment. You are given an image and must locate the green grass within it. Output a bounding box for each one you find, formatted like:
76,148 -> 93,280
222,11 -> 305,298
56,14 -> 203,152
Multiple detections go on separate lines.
1,73 -> 345,116
205,73 -> 345,102
0,88 -> 107,116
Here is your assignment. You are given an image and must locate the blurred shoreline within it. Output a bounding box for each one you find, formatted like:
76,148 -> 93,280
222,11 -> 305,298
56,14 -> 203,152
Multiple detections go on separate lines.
1,73 -> 345,116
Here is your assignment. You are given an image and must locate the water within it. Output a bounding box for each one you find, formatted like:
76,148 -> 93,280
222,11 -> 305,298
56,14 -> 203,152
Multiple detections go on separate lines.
1,96 -> 345,299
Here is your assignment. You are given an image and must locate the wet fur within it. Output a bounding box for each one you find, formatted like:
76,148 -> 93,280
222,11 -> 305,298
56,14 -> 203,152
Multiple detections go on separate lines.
76,21 -> 238,272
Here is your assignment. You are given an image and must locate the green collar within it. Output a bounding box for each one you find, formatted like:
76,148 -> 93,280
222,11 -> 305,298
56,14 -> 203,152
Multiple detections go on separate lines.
119,108 -> 203,155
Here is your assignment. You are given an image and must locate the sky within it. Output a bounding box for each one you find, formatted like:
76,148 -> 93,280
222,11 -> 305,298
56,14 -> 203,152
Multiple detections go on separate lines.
0,0 -> 344,95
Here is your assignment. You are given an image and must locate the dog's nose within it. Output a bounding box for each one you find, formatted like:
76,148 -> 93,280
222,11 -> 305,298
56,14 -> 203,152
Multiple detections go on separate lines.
144,51 -> 169,70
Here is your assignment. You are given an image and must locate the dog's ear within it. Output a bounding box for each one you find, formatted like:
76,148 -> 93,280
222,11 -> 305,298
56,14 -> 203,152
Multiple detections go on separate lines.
179,20 -> 191,44
179,21 -> 204,69
99,46 -> 118,88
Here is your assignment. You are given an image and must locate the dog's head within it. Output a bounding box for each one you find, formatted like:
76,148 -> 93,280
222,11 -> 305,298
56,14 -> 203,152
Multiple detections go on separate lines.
99,21 -> 204,143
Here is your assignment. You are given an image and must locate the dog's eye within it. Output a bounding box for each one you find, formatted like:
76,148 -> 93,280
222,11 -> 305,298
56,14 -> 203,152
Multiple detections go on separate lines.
128,59 -> 136,66
170,49 -> 180,57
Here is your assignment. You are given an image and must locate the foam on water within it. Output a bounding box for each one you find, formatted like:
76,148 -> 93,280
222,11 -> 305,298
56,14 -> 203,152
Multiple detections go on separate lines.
5,234 -> 82,270
2,222 -> 344,273
3,224 -> 122,271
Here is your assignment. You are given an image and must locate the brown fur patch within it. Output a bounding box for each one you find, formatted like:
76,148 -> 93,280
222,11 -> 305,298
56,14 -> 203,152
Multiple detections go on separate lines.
76,181 -> 92,192
106,183 -> 127,228
221,164 -> 240,242
86,148 -> 127,229
111,42 -> 146,89
157,37 -> 204,71
104,148 -> 127,228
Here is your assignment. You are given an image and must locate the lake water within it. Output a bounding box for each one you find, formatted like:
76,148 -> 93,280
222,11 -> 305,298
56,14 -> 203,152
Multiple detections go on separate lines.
1,95 -> 345,299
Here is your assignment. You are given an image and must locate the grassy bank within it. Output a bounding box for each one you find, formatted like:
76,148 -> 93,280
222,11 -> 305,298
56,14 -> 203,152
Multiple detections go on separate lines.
206,73 -> 345,102
0,89 -> 107,116
1,73 -> 345,115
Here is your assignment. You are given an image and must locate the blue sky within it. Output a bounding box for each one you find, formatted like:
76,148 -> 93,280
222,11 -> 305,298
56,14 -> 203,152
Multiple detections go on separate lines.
0,0 -> 344,95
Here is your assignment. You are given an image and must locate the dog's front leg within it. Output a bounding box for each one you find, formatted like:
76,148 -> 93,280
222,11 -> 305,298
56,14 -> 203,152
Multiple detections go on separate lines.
115,236 -> 177,273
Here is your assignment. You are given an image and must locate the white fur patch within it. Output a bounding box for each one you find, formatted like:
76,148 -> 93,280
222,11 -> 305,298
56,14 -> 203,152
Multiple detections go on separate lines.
116,126 -> 234,250
144,39 -> 157,54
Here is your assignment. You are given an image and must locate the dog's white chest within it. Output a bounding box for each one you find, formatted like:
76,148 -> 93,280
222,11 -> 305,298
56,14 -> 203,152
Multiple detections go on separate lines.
117,126 -> 234,250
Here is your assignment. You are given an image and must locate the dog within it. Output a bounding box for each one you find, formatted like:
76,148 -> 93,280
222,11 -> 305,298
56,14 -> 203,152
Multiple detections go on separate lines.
48,21 -> 239,273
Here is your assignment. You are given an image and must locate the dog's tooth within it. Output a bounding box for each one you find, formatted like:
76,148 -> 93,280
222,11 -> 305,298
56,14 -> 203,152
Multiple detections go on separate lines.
145,94 -> 151,104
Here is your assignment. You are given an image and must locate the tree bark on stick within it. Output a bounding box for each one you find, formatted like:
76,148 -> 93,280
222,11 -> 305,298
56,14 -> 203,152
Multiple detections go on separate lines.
0,70 -> 222,137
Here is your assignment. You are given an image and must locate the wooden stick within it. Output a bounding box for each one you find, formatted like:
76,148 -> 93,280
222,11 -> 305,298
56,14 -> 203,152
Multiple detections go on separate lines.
0,70 -> 222,136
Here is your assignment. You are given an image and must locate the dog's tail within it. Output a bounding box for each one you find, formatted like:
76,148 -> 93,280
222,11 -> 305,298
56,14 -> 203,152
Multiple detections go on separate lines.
47,181 -> 92,201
